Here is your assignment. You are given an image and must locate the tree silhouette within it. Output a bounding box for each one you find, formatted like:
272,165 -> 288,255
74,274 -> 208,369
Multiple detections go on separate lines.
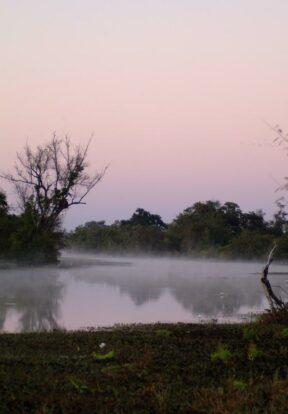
0,135 -> 106,262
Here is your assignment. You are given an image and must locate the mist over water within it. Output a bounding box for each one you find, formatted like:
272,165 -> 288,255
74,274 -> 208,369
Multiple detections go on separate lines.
1,252 -> 288,333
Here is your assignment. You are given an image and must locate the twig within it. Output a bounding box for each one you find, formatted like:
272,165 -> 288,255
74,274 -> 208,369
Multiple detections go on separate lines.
261,244 -> 287,311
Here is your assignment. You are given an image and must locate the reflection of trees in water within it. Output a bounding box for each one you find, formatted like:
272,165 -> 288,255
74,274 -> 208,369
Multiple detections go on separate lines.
0,267 -> 64,332
117,282 -> 161,306
118,284 -> 161,306
68,258 -> 267,318
169,279 -> 248,316
0,303 -> 7,331
0,257 -> 273,331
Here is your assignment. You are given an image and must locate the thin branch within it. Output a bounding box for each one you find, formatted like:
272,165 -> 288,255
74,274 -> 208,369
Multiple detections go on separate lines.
0,134 -> 107,229
261,244 -> 287,311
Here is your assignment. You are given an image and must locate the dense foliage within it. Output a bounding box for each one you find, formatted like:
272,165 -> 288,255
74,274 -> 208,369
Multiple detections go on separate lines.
67,202 -> 288,259
0,190 -> 63,263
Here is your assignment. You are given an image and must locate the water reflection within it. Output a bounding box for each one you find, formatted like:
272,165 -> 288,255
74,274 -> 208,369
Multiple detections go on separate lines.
67,256 -> 271,318
0,267 -> 63,332
0,254 -> 288,332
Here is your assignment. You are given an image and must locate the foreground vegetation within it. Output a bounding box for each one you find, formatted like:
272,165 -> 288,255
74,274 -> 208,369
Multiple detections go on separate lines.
1,322 -> 288,413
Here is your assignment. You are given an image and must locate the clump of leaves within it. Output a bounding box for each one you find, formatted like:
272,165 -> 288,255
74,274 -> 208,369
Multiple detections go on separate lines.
154,387 -> 170,412
232,380 -> 247,392
281,327 -> 288,338
69,377 -> 90,394
247,343 -> 265,361
101,363 -> 133,375
156,329 -> 172,338
211,345 -> 233,362
242,326 -> 258,340
91,350 -> 115,361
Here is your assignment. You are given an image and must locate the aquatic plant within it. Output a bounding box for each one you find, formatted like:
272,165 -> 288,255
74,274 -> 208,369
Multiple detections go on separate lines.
281,327 -> 288,337
247,343 -> 265,361
155,329 -> 172,338
69,377 -> 90,394
210,345 -> 233,362
232,380 -> 247,392
0,323 -> 288,413
242,326 -> 258,340
91,350 -> 115,361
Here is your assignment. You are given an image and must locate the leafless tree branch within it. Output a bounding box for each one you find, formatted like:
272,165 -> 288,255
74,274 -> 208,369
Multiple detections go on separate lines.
261,244 -> 288,312
0,135 -> 106,230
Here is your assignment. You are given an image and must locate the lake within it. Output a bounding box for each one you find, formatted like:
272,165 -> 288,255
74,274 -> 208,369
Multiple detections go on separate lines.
0,253 -> 288,332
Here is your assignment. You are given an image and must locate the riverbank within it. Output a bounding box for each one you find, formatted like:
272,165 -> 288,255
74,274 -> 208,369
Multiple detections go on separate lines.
0,322 -> 288,413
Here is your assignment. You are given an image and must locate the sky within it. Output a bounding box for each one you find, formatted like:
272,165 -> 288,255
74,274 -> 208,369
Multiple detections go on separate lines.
1,0 -> 288,229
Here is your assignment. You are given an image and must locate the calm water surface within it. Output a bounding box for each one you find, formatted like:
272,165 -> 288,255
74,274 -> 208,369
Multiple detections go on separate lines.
1,253 -> 288,332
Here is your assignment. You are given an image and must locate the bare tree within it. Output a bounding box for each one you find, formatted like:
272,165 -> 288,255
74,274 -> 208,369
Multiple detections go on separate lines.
0,134 -> 106,231
262,245 -> 287,309
259,123 -> 288,316
263,121 -> 288,193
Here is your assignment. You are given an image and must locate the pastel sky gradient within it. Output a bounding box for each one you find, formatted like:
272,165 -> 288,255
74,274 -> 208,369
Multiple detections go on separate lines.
1,0 -> 288,229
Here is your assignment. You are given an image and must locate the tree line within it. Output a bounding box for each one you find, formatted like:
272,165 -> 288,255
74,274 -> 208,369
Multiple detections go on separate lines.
67,202 -> 288,259
1,134 -> 288,263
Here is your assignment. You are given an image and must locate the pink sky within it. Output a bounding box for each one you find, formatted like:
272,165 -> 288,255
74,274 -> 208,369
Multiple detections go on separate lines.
1,0 -> 288,229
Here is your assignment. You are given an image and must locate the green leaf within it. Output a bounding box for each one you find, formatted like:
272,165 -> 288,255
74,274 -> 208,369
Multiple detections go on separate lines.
91,350 -> 115,361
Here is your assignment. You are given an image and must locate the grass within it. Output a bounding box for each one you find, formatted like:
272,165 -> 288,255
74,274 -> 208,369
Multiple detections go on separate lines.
0,323 -> 288,413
